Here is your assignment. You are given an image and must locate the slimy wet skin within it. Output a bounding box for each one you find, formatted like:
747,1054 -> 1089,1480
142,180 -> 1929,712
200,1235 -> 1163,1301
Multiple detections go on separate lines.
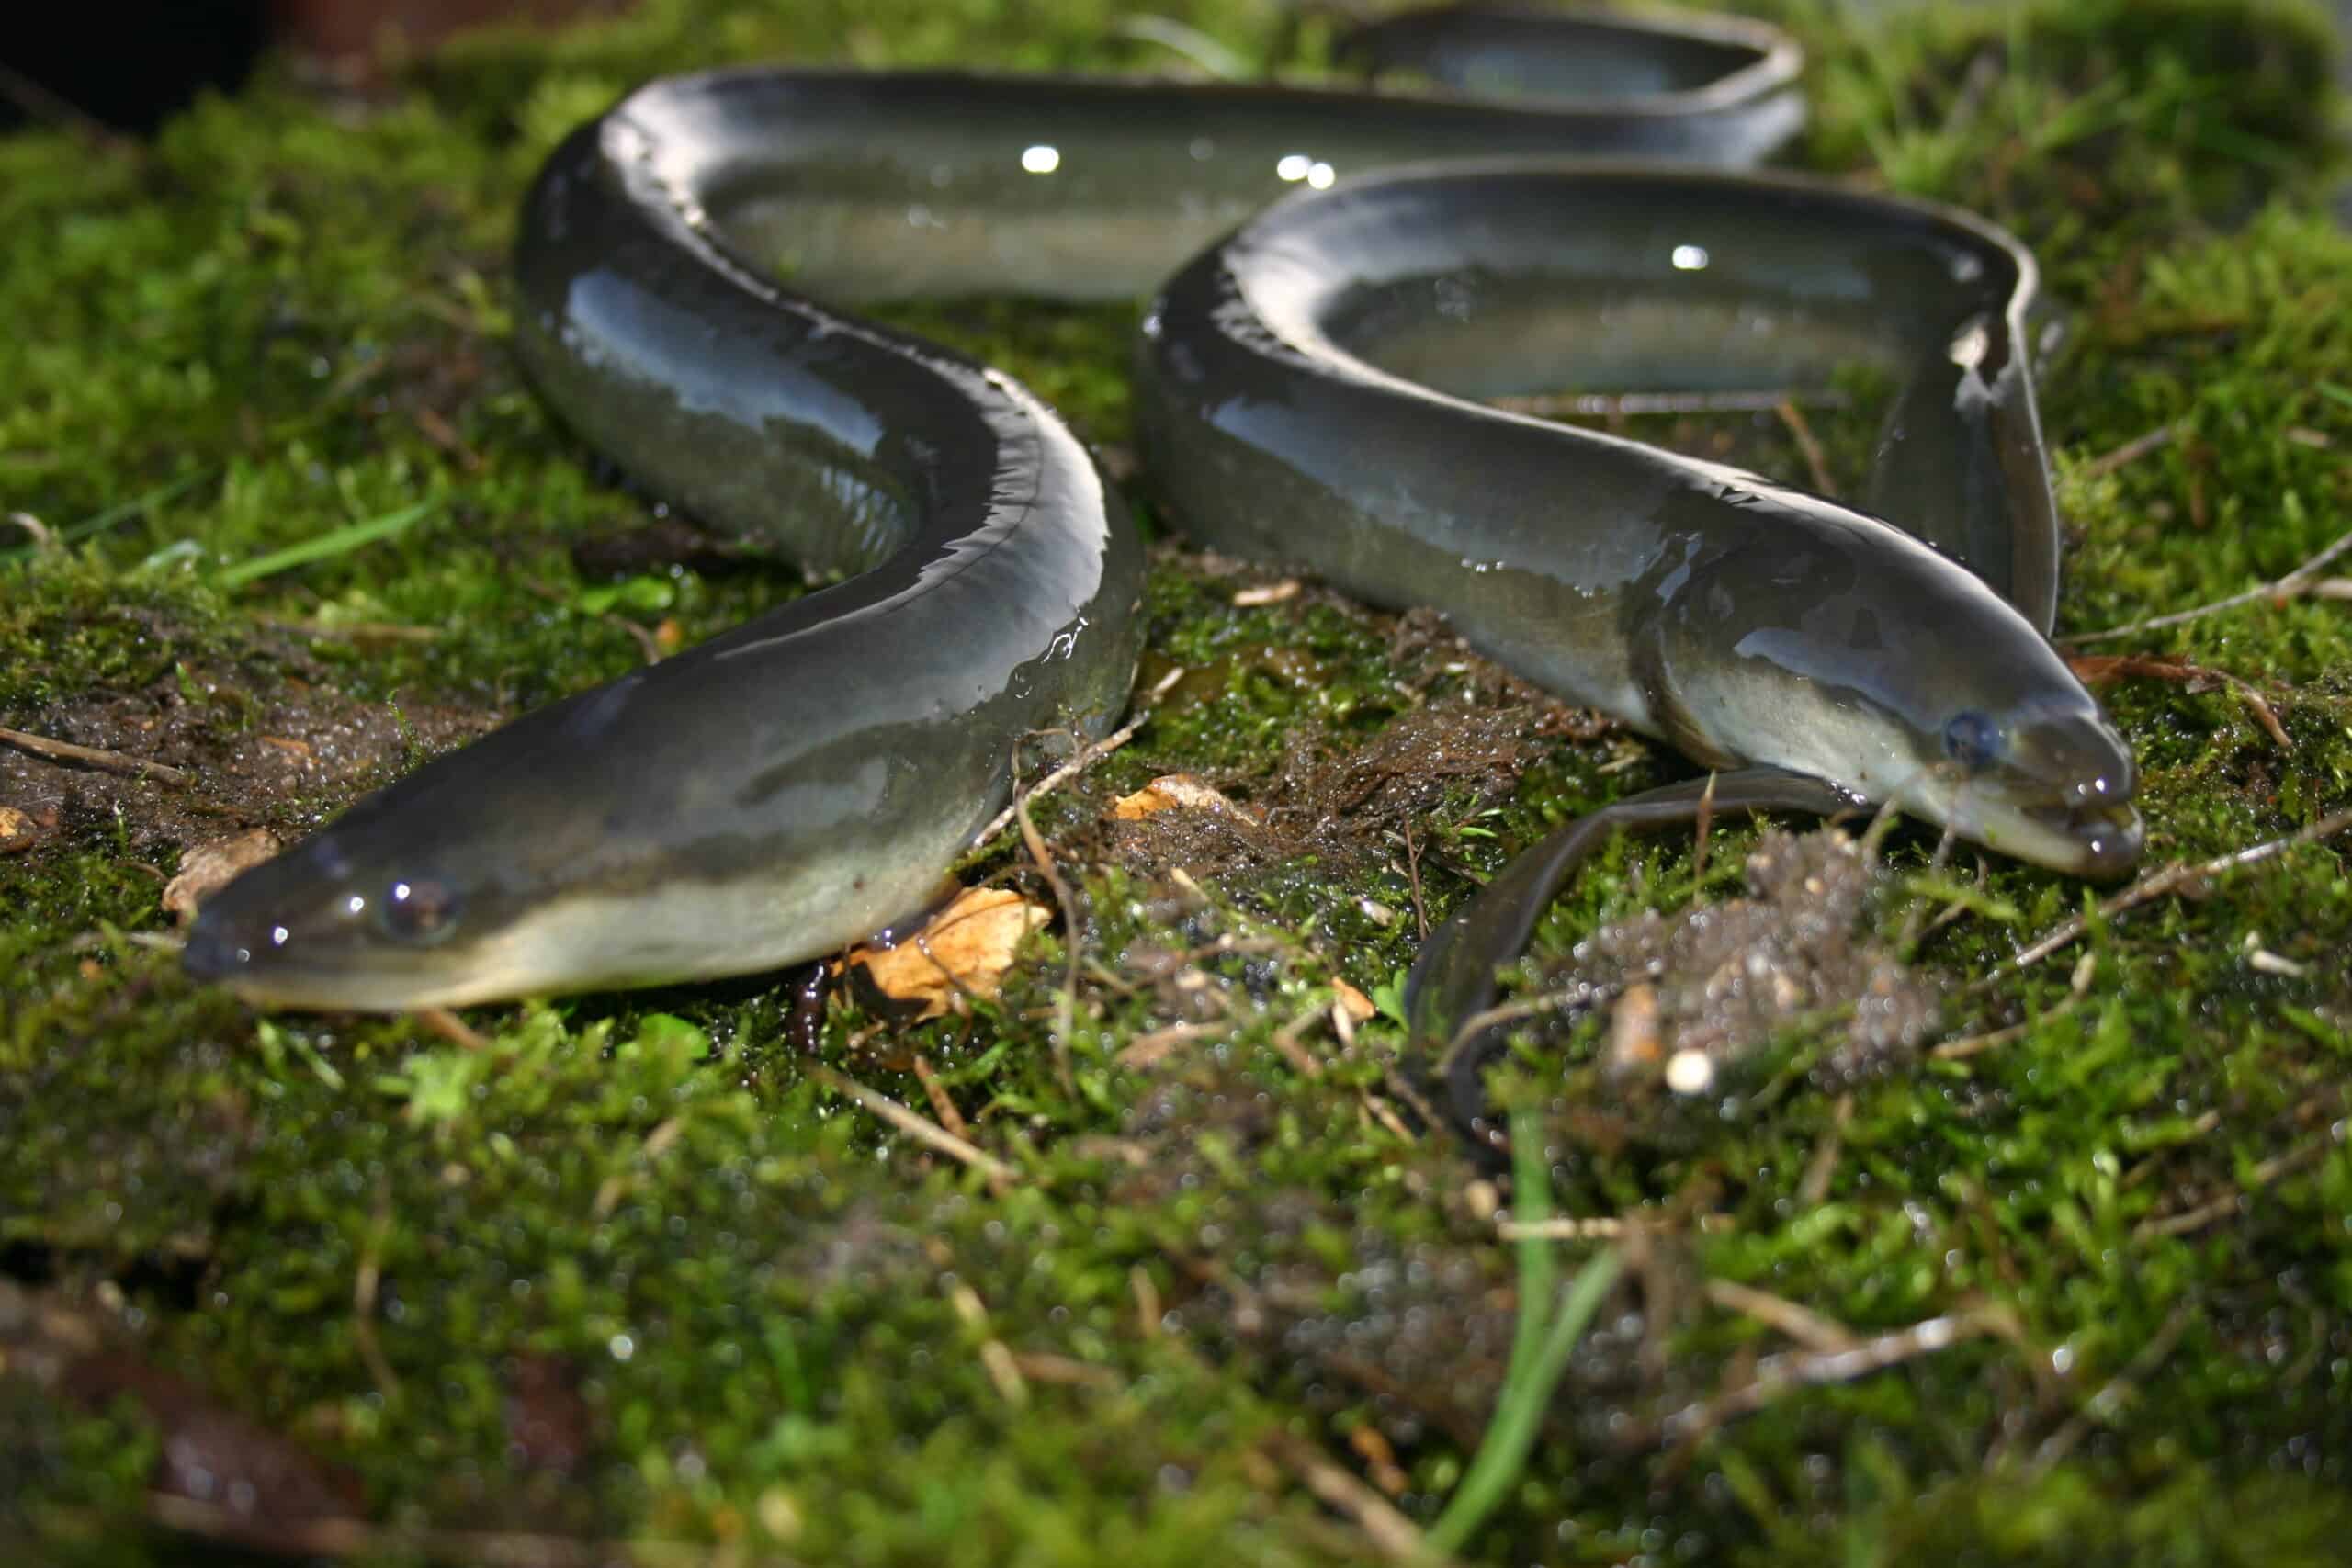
181,5 -> 2137,1019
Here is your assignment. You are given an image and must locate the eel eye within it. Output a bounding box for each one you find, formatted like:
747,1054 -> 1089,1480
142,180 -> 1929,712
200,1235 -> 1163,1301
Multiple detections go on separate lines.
380,877 -> 461,943
1942,711 -> 2002,773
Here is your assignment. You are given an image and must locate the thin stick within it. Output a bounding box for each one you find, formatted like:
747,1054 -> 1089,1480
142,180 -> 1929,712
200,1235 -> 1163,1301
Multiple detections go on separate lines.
1690,769 -> 1719,884
0,60 -> 137,152
415,1007 -> 489,1052
1358,1091 -> 1415,1142
1115,1020 -> 1226,1068
1703,1278 -> 1860,1353
1112,14 -> 1253,79
809,1065 -> 1017,1187
2068,653 -> 2290,749
1489,388 -> 1851,419
1015,775 -> 1083,1099
1978,810 -> 2352,986
973,663 -> 1185,846
352,1187 -> 401,1404
1261,1432 -> 1430,1563
1794,1093 -> 1854,1208
1131,1264 -> 1163,1340
1655,1303 -> 2020,1446
1774,399 -> 1837,495
1400,818 -> 1430,940
2031,1303 -> 2195,1470
2065,525 -> 2352,645
1269,1001 -> 1330,1078
1501,1213 -> 1735,1241
908,1054 -> 968,1140
2134,1138 -> 2335,1239
2077,420 -> 2177,479
0,724 -> 191,784
1935,953 -> 2097,1059
1440,974 -> 1625,1086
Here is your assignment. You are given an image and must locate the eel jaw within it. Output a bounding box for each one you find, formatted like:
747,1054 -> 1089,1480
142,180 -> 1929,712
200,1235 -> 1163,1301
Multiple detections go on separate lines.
2011,797 -> 2145,878
1908,772 -> 2144,878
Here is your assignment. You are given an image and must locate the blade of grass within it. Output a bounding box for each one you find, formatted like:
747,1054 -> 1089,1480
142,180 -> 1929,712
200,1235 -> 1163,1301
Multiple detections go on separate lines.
1423,1109 -> 1623,1559
215,502 -> 435,589
0,468 -> 213,567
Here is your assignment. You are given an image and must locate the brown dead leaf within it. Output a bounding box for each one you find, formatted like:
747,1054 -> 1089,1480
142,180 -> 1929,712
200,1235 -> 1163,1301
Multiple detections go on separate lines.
1112,773 -> 1244,821
842,886 -> 1050,1020
0,804 -> 36,853
1607,981 -> 1664,1073
2067,652 -> 2290,749
1232,579 -> 1300,606
1332,978 -> 1376,1023
163,829 -> 282,922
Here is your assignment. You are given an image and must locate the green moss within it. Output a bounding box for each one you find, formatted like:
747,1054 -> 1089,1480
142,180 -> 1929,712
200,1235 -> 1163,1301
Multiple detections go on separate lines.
3,0 -> 2349,1562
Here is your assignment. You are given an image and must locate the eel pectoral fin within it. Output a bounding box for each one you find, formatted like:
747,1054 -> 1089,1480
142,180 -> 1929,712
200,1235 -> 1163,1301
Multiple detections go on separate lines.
1401,767 -> 1859,1166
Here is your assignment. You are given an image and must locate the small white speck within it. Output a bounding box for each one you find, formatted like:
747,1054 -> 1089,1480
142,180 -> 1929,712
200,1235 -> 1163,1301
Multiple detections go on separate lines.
609,1333 -> 636,1361
1671,244 -> 1710,271
269,925 -> 289,947
1949,320 -> 1990,367
1665,1049 -> 1714,1095
1020,144 -> 1060,175
1306,161 -> 1336,190
1276,152 -> 1314,182
345,895 -> 366,917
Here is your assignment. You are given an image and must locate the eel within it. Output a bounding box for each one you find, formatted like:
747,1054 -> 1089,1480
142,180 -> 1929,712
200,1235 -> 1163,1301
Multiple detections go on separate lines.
181,6 -> 2140,1072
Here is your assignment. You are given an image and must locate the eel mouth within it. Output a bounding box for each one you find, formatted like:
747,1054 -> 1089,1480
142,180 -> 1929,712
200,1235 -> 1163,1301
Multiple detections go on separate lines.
2016,798 -> 2144,879
1913,769 -> 2144,879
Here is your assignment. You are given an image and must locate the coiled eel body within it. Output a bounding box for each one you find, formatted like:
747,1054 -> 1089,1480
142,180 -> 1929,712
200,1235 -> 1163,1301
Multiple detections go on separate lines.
182,6 -> 2139,1055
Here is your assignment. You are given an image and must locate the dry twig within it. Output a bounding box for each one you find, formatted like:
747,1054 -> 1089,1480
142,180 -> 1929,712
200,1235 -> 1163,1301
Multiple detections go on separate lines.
415,1007 -> 490,1052
973,664 -> 1185,845
2077,420 -> 2177,479
1934,953 -> 2098,1060
0,724 -> 191,784
1014,775 -> 1083,1097
2067,653 -> 2290,749
2065,524 -> 2352,645
1260,1432 -> 1431,1563
1655,1303 -> 2022,1447
809,1065 -> 1017,1187
1704,1278 -> 1860,1353
1774,399 -> 1837,495
2032,1303 -> 2196,1469
1795,1093 -> 1854,1207
1981,810 -> 2352,985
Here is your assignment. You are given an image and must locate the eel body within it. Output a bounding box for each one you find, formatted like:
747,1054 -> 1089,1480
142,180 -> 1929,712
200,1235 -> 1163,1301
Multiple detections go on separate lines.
182,5 -> 2137,1022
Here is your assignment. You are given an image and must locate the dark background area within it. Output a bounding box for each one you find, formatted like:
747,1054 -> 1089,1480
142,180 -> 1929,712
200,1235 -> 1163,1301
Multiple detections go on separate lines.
3,0 -> 270,134
0,0 -> 616,133
8,0 -> 2352,141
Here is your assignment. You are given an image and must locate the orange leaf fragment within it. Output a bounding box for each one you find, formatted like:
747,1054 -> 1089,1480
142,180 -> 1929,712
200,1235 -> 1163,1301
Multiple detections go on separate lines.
164,829 -> 283,922
842,886 -> 1051,1020
1111,773 -> 1239,820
